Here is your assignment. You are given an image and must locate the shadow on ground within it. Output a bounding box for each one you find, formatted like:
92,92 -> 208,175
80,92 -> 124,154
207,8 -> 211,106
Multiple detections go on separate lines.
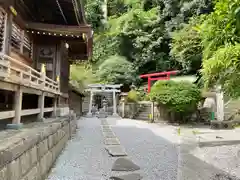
111,123 -> 240,180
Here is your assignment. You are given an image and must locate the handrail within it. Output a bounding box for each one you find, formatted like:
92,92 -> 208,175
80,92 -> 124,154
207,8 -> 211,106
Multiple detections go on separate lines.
0,53 -> 60,94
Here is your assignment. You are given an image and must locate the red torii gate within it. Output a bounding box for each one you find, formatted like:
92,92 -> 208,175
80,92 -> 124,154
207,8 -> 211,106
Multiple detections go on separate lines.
139,70 -> 178,93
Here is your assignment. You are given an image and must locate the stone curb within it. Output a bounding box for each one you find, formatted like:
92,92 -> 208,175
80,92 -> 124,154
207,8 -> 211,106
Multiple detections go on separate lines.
198,140 -> 240,147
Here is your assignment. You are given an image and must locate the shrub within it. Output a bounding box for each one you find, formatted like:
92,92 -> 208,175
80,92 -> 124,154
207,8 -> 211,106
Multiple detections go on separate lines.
127,90 -> 139,102
149,80 -> 201,122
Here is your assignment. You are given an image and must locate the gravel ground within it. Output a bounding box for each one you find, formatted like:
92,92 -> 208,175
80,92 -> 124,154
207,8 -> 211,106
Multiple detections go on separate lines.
47,117 -> 117,180
192,145 -> 240,178
47,117 -> 240,180
110,119 -> 179,180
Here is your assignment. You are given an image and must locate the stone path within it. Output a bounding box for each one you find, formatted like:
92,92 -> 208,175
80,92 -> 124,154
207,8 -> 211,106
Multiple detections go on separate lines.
47,117 -> 240,180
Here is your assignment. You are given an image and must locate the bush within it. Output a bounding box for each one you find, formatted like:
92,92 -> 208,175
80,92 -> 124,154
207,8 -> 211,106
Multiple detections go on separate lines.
96,55 -> 135,85
149,80 -> 201,122
127,90 -> 139,102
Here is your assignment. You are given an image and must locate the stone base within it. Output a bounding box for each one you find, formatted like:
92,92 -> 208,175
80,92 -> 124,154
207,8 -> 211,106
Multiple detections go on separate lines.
112,113 -> 120,117
86,112 -> 93,118
6,123 -> 23,130
37,117 -> 46,122
210,121 -> 234,129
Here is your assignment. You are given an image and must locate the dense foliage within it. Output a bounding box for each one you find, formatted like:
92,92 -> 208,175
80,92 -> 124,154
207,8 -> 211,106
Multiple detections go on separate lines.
84,0 -> 104,31
96,55 -> 135,84
127,90 -> 139,102
76,0 -> 240,100
70,62 -> 96,88
87,0 -> 213,86
201,0 -> 240,97
149,81 -> 201,113
170,16 -> 206,74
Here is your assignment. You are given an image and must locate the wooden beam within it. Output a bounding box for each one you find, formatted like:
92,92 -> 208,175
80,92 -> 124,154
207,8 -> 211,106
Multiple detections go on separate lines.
0,80 -> 18,91
26,22 -> 91,34
0,110 -> 15,120
21,108 -> 40,116
21,86 -> 42,95
44,107 -> 54,113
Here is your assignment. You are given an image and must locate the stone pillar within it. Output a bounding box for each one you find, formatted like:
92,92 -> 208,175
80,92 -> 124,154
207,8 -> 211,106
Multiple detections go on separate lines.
7,86 -> 23,129
122,101 -> 125,118
38,92 -> 45,121
87,91 -> 93,117
216,86 -> 224,121
151,102 -> 154,122
112,90 -> 118,116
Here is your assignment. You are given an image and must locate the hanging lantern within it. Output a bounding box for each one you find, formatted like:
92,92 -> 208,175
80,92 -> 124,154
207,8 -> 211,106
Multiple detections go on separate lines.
82,33 -> 87,41
9,6 -> 17,16
56,75 -> 60,82
41,64 -> 46,74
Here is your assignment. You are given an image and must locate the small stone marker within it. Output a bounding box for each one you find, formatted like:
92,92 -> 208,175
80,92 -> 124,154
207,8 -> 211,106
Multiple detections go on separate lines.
103,131 -> 116,138
105,145 -> 127,157
112,158 -> 140,171
104,138 -> 120,145
101,125 -> 111,129
101,121 -> 109,125
102,129 -> 113,134
98,110 -> 108,118
110,173 -> 142,180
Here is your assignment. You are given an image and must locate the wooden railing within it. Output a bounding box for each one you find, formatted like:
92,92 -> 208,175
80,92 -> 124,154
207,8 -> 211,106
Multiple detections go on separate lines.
0,53 -> 60,94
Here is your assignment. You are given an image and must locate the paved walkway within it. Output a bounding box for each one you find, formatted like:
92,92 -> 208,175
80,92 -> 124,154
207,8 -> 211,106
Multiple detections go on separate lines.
47,117 -> 240,180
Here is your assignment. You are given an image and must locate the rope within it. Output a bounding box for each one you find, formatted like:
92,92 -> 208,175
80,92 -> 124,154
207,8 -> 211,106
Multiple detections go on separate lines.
56,0 -> 68,24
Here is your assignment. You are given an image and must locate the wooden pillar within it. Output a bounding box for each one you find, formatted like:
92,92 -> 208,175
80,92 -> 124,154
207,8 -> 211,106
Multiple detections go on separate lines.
2,12 -> 12,54
38,92 -> 45,120
148,77 -> 151,93
12,86 -> 23,124
52,95 -> 57,117
6,86 -> 23,129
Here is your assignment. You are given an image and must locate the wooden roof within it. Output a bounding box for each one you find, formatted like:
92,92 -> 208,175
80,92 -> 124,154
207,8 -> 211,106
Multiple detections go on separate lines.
14,0 -> 87,26
0,0 -> 93,60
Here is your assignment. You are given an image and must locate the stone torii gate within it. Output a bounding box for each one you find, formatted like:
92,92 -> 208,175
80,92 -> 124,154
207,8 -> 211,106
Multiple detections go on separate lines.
86,84 -> 122,117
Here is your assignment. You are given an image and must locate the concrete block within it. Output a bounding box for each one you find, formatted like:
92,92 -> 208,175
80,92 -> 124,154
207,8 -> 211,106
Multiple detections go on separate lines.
52,132 -> 58,146
37,139 -> 48,159
62,124 -> 69,135
6,123 -> 23,130
21,165 -> 38,180
49,123 -> 62,134
39,152 -> 52,177
8,159 -> 21,180
7,140 -> 26,162
20,152 -> 31,176
45,151 -> 53,171
48,135 -> 54,149
29,146 -> 38,166
0,166 -> 7,180
210,121 -> 223,129
105,145 -> 127,157
0,150 -> 13,169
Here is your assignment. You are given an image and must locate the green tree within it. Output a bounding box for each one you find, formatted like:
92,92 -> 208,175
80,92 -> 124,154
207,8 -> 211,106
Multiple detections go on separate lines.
170,16 -> 206,74
70,62 -> 96,87
96,55 -> 135,84
84,0 -> 104,31
201,0 -> 240,97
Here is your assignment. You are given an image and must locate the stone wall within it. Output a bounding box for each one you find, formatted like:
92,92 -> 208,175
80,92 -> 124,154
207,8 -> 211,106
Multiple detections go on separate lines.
0,115 -> 77,180
118,101 -> 153,121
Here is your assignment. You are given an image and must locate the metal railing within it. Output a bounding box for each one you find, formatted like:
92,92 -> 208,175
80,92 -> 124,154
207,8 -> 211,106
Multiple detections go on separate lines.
0,53 -> 60,94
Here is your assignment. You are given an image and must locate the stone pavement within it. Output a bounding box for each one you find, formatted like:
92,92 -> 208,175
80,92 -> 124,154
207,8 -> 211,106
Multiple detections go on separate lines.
47,117 -> 240,180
